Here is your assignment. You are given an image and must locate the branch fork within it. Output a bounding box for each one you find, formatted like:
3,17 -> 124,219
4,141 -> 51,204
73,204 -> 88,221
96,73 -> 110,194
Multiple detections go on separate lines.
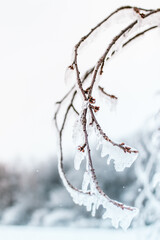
54,6 -> 160,229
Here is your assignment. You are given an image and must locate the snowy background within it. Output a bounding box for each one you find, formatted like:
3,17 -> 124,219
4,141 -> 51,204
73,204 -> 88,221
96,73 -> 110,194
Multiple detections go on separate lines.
0,0 -> 160,239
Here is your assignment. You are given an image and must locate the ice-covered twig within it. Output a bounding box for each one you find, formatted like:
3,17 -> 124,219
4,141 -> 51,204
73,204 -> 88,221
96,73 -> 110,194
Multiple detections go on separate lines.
54,6 -> 160,229
98,86 -> 118,100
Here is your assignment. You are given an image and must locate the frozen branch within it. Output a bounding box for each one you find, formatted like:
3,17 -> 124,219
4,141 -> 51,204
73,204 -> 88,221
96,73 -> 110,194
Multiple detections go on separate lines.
54,6 -> 160,229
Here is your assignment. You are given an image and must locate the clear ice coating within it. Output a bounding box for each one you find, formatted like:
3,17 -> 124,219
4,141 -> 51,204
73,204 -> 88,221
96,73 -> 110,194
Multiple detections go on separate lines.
100,139 -> 138,172
54,5 -> 160,230
58,124 -> 139,230
82,171 -> 90,192
72,101 -> 89,147
74,150 -> 85,170
66,169 -> 139,230
72,114 -> 84,147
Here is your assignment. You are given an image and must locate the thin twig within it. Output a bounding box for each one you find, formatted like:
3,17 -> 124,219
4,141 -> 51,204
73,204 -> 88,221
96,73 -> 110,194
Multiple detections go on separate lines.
98,86 -> 118,100
55,6 -> 160,221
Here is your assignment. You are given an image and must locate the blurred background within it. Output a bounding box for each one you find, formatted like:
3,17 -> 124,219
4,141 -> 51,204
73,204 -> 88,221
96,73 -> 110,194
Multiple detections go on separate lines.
0,0 -> 160,236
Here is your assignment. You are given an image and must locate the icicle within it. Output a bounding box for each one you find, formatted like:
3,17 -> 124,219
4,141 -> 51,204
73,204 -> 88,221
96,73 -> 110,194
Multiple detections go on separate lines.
86,198 -> 93,212
92,123 -> 103,151
72,100 -> 89,146
91,199 -> 98,217
102,200 -> 139,230
72,114 -> 84,147
74,150 -> 85,170
64,66 -> 76,87
101,140 -> 138,172
60,149 -> 139,230
82,171 -> 90,192
96,138 -> 103,151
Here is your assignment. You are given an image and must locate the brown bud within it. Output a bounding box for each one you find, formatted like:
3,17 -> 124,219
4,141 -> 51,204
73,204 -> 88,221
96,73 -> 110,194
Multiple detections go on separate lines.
78,146 -> 85,152
100,70 -> 103,75
120,143 -> 125,146
89,97 -> 96,104
84,88 -> 90,94
93,106 -> 100,113
68,65 -> 74,70
134,7 -> 139,13
110,95 -> 118,100
140,13 -> 145,18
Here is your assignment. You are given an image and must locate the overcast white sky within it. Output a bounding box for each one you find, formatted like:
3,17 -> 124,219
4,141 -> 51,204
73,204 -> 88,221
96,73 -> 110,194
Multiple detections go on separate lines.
0,0 -> 160,164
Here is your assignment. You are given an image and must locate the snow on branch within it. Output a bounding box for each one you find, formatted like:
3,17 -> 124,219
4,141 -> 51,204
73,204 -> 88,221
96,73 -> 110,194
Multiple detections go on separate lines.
54,6 -> 160,229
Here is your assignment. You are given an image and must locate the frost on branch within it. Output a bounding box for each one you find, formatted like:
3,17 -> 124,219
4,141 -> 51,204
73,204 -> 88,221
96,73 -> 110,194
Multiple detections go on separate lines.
54,6 -> 160,230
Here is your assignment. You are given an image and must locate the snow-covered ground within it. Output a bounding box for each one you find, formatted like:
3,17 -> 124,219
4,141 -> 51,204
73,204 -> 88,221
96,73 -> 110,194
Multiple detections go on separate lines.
0,226 -> 154,240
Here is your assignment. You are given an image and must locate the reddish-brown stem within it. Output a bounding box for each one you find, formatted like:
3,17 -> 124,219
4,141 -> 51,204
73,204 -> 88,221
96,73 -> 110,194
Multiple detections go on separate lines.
98,86 -> 118,100
89,106 -> 138,154
55,6 -> 160,218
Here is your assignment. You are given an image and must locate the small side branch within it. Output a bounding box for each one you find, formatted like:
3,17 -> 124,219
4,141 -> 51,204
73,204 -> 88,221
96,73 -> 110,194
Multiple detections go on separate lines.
89,106 -> 138,154
98,86 -> 118,100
